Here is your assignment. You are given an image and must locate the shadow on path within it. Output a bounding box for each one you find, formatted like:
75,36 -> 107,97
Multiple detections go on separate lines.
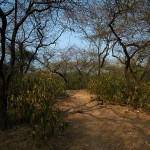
52,90 -> 150,150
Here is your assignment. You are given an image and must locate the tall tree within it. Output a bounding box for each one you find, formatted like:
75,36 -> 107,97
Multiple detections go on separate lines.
93,0 -> 150,108
0,0 -> 86,130
0,8 -> 8,130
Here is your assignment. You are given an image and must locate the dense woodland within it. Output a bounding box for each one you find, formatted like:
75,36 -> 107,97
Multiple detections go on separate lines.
0,0 -> 150,142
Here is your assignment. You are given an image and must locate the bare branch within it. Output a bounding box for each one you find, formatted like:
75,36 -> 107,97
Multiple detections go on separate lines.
5,8 -> 14,16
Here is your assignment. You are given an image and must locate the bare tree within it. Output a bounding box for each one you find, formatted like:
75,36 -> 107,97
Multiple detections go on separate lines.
39,48 -> 72,84
38,46 -> 97,88
99,0 -> 150,108
0,0 -> 86,130
75,0 -> 149,108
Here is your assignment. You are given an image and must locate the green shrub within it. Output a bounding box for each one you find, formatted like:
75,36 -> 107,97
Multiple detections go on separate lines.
88,74 -> 150,110
66,72 -> 88,90
127,81 -> 150,111
8,71 -> 66,140
88,75 -> 126,104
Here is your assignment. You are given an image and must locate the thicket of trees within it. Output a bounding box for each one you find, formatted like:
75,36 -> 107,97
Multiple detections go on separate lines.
79,0 -> 150,109
0,0 -> 87,130
0,0 -> 150,139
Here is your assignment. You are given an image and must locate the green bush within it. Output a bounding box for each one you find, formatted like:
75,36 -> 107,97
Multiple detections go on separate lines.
88,75 -> 126,104
87,74 -> 150,110
8,71 -> 66,140
127,81 -> 150,111
66,72 -> 88,90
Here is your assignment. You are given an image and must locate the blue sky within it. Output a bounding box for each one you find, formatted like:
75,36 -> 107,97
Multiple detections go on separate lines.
55,31 -> 89,50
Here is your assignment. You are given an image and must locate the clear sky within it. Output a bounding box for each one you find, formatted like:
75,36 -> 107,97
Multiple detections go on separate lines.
55,31 -> 90,50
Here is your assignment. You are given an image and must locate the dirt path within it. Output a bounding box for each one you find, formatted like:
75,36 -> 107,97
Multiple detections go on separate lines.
51,89 -> 150,150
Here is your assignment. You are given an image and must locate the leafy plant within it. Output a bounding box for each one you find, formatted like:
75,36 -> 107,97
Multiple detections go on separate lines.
8,71 -> 66,140
88,74 -> 150,110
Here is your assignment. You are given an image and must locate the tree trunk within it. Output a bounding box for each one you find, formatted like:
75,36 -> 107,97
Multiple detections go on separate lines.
97,45 -> 101,76
0,77 -> 8,130
0,8 -> 8,130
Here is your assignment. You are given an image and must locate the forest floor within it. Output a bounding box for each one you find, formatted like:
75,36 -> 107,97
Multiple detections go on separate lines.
0,89 -> 150,150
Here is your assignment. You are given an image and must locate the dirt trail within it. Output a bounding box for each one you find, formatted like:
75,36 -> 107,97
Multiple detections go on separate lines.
52,89 -> 150,150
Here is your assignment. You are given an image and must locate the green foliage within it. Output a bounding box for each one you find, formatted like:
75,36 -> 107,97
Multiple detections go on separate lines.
8,71 -> 66,140
88,75 -> 126,104
127,81 -> 150,111
66,72 -> 88,90
88,74 -> 150,110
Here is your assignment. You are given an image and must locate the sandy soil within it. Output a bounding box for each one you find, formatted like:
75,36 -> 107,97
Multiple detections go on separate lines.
0,89 -> 150,150
51,90 -> 150,150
